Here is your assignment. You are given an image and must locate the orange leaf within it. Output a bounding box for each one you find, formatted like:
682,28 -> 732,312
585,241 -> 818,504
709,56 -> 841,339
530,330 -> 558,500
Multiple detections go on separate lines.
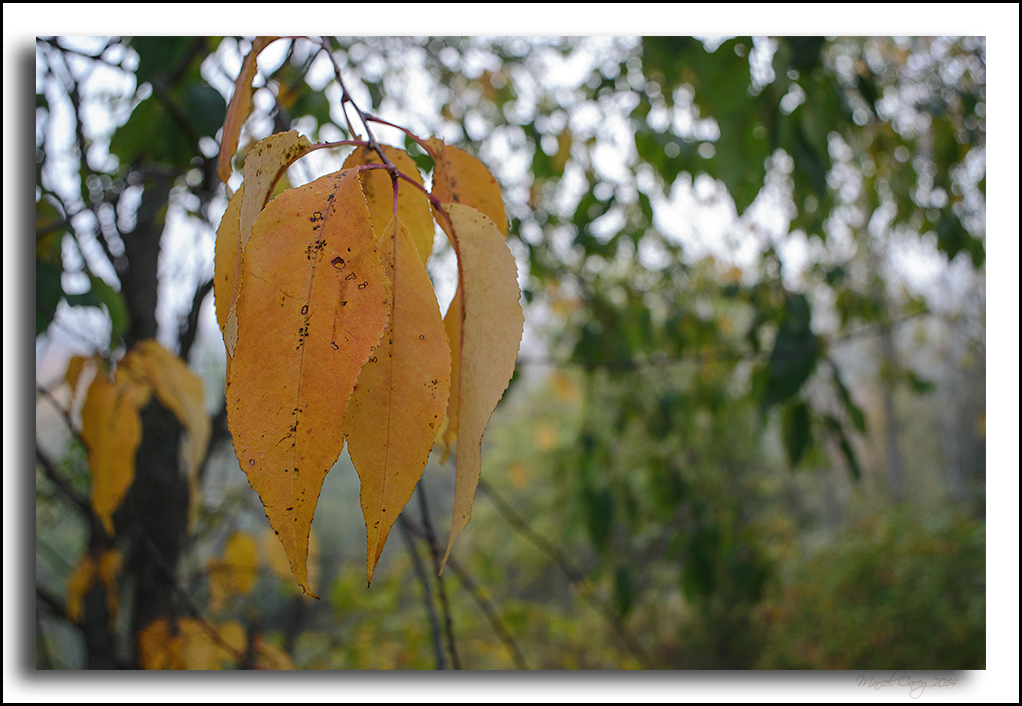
342,145 -> 436,264
430,141 -> 508,236
345,218 -> 451,584
81,368 -> 152,536
227,169 -> 389,597
217,36 -> 281,183
224,131 -> 313,357
437,204 -> 523,570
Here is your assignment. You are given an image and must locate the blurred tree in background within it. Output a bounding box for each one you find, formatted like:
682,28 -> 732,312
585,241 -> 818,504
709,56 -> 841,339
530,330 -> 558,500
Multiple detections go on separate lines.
34,35 -> 986,669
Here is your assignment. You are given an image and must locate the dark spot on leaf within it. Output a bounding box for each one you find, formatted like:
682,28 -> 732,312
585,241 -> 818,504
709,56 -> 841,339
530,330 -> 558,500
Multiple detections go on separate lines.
332,257 -> 345,269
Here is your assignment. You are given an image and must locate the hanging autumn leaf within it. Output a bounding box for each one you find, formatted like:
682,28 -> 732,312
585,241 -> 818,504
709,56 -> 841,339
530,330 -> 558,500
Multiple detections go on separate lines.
344,218 -> 451,583
226,168 -> 389,597
81,366 -> 152,536
217,35 -> 281,183
429,139 -> 510,461
436,204 -> 523,569
223,130 -> 314,357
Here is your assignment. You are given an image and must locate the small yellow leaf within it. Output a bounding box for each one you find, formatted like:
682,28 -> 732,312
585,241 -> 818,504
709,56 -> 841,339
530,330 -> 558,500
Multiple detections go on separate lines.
345,218 -> 451,584
437,204 -> 523,570
66,554 -> 97,624
227,168 -> 389,597
81,368 -> 151,536
342,145 -> 435,264
217,36 -> 281,183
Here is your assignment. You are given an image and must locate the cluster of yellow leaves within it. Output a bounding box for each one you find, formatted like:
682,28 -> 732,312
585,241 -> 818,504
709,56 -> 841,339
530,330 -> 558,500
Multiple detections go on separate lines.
67,339 -> 210,536
137,616 -> 292,670
66,549 -> 123,627
215,37 -> 523,593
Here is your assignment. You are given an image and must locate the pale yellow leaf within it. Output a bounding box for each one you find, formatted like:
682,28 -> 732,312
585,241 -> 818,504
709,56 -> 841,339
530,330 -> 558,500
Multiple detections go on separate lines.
217,36 -> 281,183
438,204 -> 523,570
345,218 -> 451,584
342,145 -> 435,264
439,288 -> 463,462
224,130 -> 313,356
227,169 -> 389,597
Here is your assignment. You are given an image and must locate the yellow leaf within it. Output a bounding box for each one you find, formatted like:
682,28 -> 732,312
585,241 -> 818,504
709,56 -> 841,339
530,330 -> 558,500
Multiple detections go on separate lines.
227,168 -> 389,597
342,145 -> 435,264
430,141 -> 507,236
224,130 -> 314,357
437,204 -> 523,570
208,530 -> 259,611
345,218 -> 451,584
223,531 -> 259,594
66,554 -> 97,624
213,186 -> 243,340
81,368 -> 151,536
121,340 -> 211,529
217,36 -> 281,183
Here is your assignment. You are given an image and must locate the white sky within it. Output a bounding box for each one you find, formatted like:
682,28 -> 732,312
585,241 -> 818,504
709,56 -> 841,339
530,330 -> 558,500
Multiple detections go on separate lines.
7,4 -> 1020,701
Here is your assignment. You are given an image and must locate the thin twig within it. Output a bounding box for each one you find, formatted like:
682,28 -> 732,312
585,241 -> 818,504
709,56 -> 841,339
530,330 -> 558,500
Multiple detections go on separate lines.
444,556 -> 529,670
398,515 -> 446,669
415,483 -> 461,669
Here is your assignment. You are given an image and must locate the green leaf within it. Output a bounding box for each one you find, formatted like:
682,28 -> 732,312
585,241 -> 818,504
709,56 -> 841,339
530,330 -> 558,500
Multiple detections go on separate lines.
783,401 -> 811,468
582,486 -> 614,553
131,36 -> 197,86
612,565 -> 634,617
36,259 -> 64,336
183,83 -> 227,139
761,293 -> 821,410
